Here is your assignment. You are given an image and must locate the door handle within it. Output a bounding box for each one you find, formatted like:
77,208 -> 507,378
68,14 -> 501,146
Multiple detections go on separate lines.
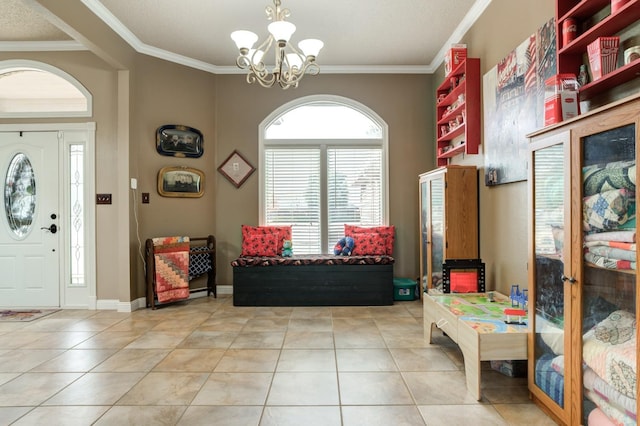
41,224 -> 58,234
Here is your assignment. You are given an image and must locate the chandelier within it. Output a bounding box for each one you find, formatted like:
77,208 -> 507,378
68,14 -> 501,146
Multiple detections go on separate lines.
230,0 -> 323,89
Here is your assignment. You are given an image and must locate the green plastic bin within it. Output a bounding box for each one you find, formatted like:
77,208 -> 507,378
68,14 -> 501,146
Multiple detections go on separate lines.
393,278 -> 417,301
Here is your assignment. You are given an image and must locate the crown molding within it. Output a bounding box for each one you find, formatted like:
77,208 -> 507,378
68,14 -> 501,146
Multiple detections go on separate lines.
0,41 -> 87,51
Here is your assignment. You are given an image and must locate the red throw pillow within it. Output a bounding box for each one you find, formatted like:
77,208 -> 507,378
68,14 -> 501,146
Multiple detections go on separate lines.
351,232 -> 388,256
241,225 -> 292,255
344,224 -> 395,255
241,231 -> 278,257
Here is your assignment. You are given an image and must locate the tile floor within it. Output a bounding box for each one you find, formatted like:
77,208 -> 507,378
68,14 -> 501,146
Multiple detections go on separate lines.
0,296 -> 556,425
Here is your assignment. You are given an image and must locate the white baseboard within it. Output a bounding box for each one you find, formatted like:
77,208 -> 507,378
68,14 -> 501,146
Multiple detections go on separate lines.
97,285 -> 232,311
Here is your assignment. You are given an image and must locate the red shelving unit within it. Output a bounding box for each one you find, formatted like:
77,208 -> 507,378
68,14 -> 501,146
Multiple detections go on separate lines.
435,57 -> 480,166
556,0 -> 640,101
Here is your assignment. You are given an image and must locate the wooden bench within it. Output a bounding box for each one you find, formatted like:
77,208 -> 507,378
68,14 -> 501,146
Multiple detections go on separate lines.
146,235 -> 216,309
231,254 -> 394,306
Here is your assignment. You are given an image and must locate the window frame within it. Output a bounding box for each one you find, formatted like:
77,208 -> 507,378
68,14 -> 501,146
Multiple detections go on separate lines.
259,95 -> 389,254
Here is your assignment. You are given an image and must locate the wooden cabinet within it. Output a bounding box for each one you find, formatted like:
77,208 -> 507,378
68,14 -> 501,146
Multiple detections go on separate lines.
435,58 -> 480,166
528,94 -> 639,425
556,0 -> 640,100
419,165 -> 478,294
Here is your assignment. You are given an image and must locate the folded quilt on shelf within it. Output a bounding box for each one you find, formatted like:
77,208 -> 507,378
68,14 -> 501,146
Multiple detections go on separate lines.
585,246 -> 636,262
584,366 -> 637,418
583,310 -> 637,401
152,236 -> 190,303
584,253 -> 636,270
584,387 -> 636,426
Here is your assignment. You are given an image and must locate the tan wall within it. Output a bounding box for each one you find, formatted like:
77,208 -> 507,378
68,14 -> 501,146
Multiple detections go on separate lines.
215,74 -> 433,286
436,0 -> 555,295
130,55 -> 218,299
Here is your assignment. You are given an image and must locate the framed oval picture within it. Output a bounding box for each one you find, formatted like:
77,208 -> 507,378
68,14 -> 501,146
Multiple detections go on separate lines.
157,166 -> 204,198
156,124 -> 203,158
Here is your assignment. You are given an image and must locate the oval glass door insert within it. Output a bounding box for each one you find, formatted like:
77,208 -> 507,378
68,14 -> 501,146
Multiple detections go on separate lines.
4,153 -> 36,238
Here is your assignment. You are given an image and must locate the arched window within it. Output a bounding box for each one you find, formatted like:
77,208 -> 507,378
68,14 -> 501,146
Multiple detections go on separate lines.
0,60 -> 92,118
260,95 -> 389,254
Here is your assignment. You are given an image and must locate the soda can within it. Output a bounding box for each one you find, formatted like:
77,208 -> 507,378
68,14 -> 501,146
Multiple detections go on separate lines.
562,18 -> 577,48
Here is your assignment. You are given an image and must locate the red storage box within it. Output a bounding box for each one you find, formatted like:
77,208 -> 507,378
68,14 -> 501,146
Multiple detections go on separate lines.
587,36 -> 620,81
444,44 -> 467,76
544,74 -> 580,126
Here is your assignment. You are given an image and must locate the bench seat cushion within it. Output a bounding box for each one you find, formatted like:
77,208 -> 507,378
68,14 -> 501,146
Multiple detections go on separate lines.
231,254 -> 394,267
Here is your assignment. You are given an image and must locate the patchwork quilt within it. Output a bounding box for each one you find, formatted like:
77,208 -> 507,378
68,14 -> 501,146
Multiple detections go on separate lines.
152,236 -> 190,303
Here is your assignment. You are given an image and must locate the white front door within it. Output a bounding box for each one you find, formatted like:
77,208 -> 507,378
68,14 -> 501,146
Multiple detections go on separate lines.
0,131 -> 60,308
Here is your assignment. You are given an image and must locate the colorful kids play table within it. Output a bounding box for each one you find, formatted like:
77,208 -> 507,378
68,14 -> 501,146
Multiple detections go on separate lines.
423,292 -> 528,400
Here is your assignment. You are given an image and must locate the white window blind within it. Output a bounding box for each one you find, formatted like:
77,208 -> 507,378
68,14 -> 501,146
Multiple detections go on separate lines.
264,148 -> 322,254
327,148 -> 383,250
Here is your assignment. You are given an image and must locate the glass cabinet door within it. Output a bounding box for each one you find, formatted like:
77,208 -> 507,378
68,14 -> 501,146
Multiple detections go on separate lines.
420,178 -> 428,293
579,124 -> 637,425
429,177 -> 445,293
532,142 -> 567,411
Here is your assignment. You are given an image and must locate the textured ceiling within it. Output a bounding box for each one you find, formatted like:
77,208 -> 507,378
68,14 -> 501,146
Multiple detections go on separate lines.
0,0 -> 490,73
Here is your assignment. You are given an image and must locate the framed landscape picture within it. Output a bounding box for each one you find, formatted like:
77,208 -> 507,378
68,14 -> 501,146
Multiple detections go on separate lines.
157,166 -> 204,198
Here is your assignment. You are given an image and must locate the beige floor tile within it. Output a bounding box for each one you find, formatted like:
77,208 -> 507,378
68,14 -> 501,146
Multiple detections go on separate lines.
267,372 -> 339,405
418,404 -> 508,426
342,405 -> 426,426
333,330 -> 386,349
261,406 -> 341,426
153,348 -> 225,372
118,372 -> 208,405
95,405 -> 187,426
124,330 -> 191,349
214,349 -> 280,372
403,371 -> 480,405
283,331 -> 335,349
229,331 -> 285,349
0,373 -> 19,386
253,307 -> 294,318
330,307 -> 372,318
381,329 -> 431,348
43,372 -> 145,405
179,330 -> 239,349
30,349 -> 117,372
331,318 -> 377,331
277,349 -> 336,372
492,403 -> 558,425
290,306 -> 332,319
338,372 -> 414,405
12,405 -> 110,425
336,348 -> 397,371
191,372 -> 272,405
73,330 -> 143,349
196,317 -> 249,332
107,319 -> 161,333
62,317 -> 126,332
0,331 -> 48,349
0,349 -> 65,372
374,316 -> 421,331
389,347 -> 459,372
0,372 -> 82,406
0,407 -> 33,425
92,348 -> 170,372
287,318 -> 333,332
178,405 -> 263,426
19,331 -> 96,349
21,318 -> 80,332
242,317 -> 290,332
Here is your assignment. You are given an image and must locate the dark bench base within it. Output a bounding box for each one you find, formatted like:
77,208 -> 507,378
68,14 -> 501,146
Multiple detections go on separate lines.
233,263 -> 394,306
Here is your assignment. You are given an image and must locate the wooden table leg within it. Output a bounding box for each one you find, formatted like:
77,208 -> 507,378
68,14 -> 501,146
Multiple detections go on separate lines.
457,323 -> 482,401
